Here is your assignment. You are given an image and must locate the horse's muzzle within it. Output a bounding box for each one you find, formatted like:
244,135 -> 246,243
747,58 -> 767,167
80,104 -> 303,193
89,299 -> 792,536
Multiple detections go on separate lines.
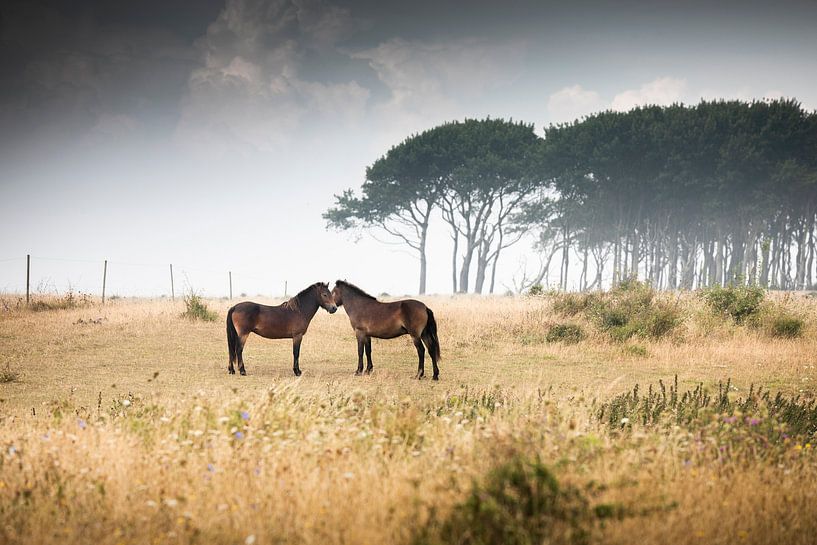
328,306 -> 338,314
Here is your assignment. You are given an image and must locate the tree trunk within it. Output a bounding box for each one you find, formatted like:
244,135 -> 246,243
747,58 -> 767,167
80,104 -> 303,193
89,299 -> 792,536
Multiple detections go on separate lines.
450,229 -> 458,293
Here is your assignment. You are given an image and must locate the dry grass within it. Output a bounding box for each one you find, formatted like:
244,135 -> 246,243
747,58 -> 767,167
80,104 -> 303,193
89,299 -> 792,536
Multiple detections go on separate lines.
1,292 -> 816,545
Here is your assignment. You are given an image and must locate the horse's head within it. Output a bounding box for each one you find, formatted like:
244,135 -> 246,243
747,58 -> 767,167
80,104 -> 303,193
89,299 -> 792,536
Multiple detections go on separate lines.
331,282 -> 344,307
316,282 -> 337,313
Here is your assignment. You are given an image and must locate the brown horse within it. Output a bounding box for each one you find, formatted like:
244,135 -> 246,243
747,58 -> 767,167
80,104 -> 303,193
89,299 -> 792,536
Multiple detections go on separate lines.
226,282 -> 337,376
331,281 -> 441,380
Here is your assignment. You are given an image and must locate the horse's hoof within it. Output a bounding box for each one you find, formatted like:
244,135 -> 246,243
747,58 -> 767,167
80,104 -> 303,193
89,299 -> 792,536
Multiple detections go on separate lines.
416,374 -> 424,380
239,370 -> 247,376
355,370 -> 363,376
293,369 -> 302,377
432,375 -> 439,381
228,368 -> 235,375
364,368 -> 373,375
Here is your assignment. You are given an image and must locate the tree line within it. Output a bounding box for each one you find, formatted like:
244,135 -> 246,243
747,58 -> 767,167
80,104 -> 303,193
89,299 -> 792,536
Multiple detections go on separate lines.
324,99 -> 817,294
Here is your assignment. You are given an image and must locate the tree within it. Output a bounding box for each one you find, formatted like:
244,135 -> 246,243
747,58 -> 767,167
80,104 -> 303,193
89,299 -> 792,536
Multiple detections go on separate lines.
438,118 -> 544,293
323,128 -> 449,294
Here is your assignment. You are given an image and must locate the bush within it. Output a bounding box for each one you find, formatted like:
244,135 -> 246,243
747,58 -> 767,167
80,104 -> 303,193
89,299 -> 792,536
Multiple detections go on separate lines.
546,323 -> 586,344
1,362 -> 19,383
29,289 -> 93,312
526,283 -> 545,296
589,281 -> 681,341
181,292 -> 217,322
551,292 -> 599,317
623,344 -> 648,357
418,456 -> 594,545
701,284 -> 765,324
598,377 -> 817,439
767,315 -> 805,338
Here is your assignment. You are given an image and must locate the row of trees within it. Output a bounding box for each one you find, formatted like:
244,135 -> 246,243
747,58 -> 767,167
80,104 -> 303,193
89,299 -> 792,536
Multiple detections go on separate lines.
325,99 -> 817,293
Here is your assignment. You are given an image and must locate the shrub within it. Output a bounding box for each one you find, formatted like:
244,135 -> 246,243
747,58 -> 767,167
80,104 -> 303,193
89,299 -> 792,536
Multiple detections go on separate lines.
546,323 -> 586,344
701,284 -> 765,324
181,292 -> 217,322
623,344 -> 648,357
526,283 -> 545,296
767,314 -> 804,338
598,376 -> 817,440
588,281 -> 681,341
29,289 -> 93,312
418,456 -> 594,545
551,292 -> 599,317
1,362 -> 19,383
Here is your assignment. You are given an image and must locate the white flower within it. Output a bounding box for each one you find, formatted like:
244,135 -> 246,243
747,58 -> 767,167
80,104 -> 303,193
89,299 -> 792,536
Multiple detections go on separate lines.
620,417 -> 630,425
122,399 -> 131,407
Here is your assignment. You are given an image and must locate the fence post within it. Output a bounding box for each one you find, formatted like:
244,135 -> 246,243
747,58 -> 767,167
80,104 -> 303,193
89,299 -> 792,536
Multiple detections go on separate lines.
284,280 -> 288,298
170,264 -> 175,301
26,254 -> 30,306
102,260 -> 107,304
229,271 -> 233,300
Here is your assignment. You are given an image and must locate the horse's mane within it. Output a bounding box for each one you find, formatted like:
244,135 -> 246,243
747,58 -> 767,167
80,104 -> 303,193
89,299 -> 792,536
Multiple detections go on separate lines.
335,280 -> 377,301
282,282 -> 327,310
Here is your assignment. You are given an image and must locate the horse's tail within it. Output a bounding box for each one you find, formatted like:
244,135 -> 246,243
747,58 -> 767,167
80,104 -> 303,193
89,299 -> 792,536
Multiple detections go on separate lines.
226,306 -> 238,365
421,307 -> 441,363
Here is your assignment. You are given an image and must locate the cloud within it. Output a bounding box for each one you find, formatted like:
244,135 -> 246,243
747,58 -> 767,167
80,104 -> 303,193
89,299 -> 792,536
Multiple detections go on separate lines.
547,84 -> 606,123
610,77 -> 687,111
174,0 -> 370,155
352,37 -> 526,145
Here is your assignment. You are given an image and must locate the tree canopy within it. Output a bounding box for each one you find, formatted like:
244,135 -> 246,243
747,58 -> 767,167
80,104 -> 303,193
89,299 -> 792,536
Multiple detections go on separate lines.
326,100 -> 817,294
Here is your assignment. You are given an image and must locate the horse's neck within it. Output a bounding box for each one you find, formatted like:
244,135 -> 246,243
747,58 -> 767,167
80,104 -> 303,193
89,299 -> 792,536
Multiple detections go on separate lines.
343,292 -> 375,316
295,292 -> 320,318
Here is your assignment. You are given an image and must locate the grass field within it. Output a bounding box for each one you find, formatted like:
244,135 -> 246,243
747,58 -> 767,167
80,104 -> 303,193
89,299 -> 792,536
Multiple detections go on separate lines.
1,288 -> 816,545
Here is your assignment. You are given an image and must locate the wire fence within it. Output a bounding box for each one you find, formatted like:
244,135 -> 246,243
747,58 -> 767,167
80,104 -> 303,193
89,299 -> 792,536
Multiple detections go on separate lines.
0,254 -> 291,301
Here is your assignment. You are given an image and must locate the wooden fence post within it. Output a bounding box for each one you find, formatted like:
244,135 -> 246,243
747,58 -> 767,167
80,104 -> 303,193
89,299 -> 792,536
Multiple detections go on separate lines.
26,254 -> 30,305
102,260 -> 107,304
229,271 -> 233,300
170,264 -> 175,301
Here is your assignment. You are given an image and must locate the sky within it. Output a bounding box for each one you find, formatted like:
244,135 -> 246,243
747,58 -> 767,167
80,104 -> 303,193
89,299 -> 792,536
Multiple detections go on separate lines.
1,0 -> 816,297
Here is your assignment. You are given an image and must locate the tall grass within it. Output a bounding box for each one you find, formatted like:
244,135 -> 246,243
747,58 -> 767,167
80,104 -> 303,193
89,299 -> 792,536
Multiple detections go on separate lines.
1,291 -> 816,545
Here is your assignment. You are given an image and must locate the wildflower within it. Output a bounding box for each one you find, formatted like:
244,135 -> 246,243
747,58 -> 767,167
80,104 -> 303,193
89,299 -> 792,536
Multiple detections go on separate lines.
245,536 -> 256,545
234,431 -> 245,440
77,418 -> 87,430
7,446 -> 17,457
241,411 -> 250,421
620,417 -> 630,425
207,463 -> 215,473
122,399 -> 131,407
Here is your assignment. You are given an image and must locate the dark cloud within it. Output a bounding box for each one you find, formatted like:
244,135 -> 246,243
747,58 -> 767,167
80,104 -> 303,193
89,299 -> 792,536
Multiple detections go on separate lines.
1,0 -> 816,160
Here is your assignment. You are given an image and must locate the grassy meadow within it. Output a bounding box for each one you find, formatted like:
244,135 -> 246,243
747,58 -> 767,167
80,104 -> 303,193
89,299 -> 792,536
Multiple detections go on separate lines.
1,286 -> 816,545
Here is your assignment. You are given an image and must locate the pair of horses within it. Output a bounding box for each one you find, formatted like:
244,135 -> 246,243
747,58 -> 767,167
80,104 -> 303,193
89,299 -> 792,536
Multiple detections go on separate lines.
226,281 -> 441,380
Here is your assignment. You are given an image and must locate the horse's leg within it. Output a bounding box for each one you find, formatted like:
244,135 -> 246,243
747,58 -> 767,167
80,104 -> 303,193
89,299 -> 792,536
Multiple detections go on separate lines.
364,337 -> 373,374
354,331 -> 365,376
413,336 -> 425,379
237,334 -> 249,376
430,352 -> 439,381
292,334 -> 303,377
